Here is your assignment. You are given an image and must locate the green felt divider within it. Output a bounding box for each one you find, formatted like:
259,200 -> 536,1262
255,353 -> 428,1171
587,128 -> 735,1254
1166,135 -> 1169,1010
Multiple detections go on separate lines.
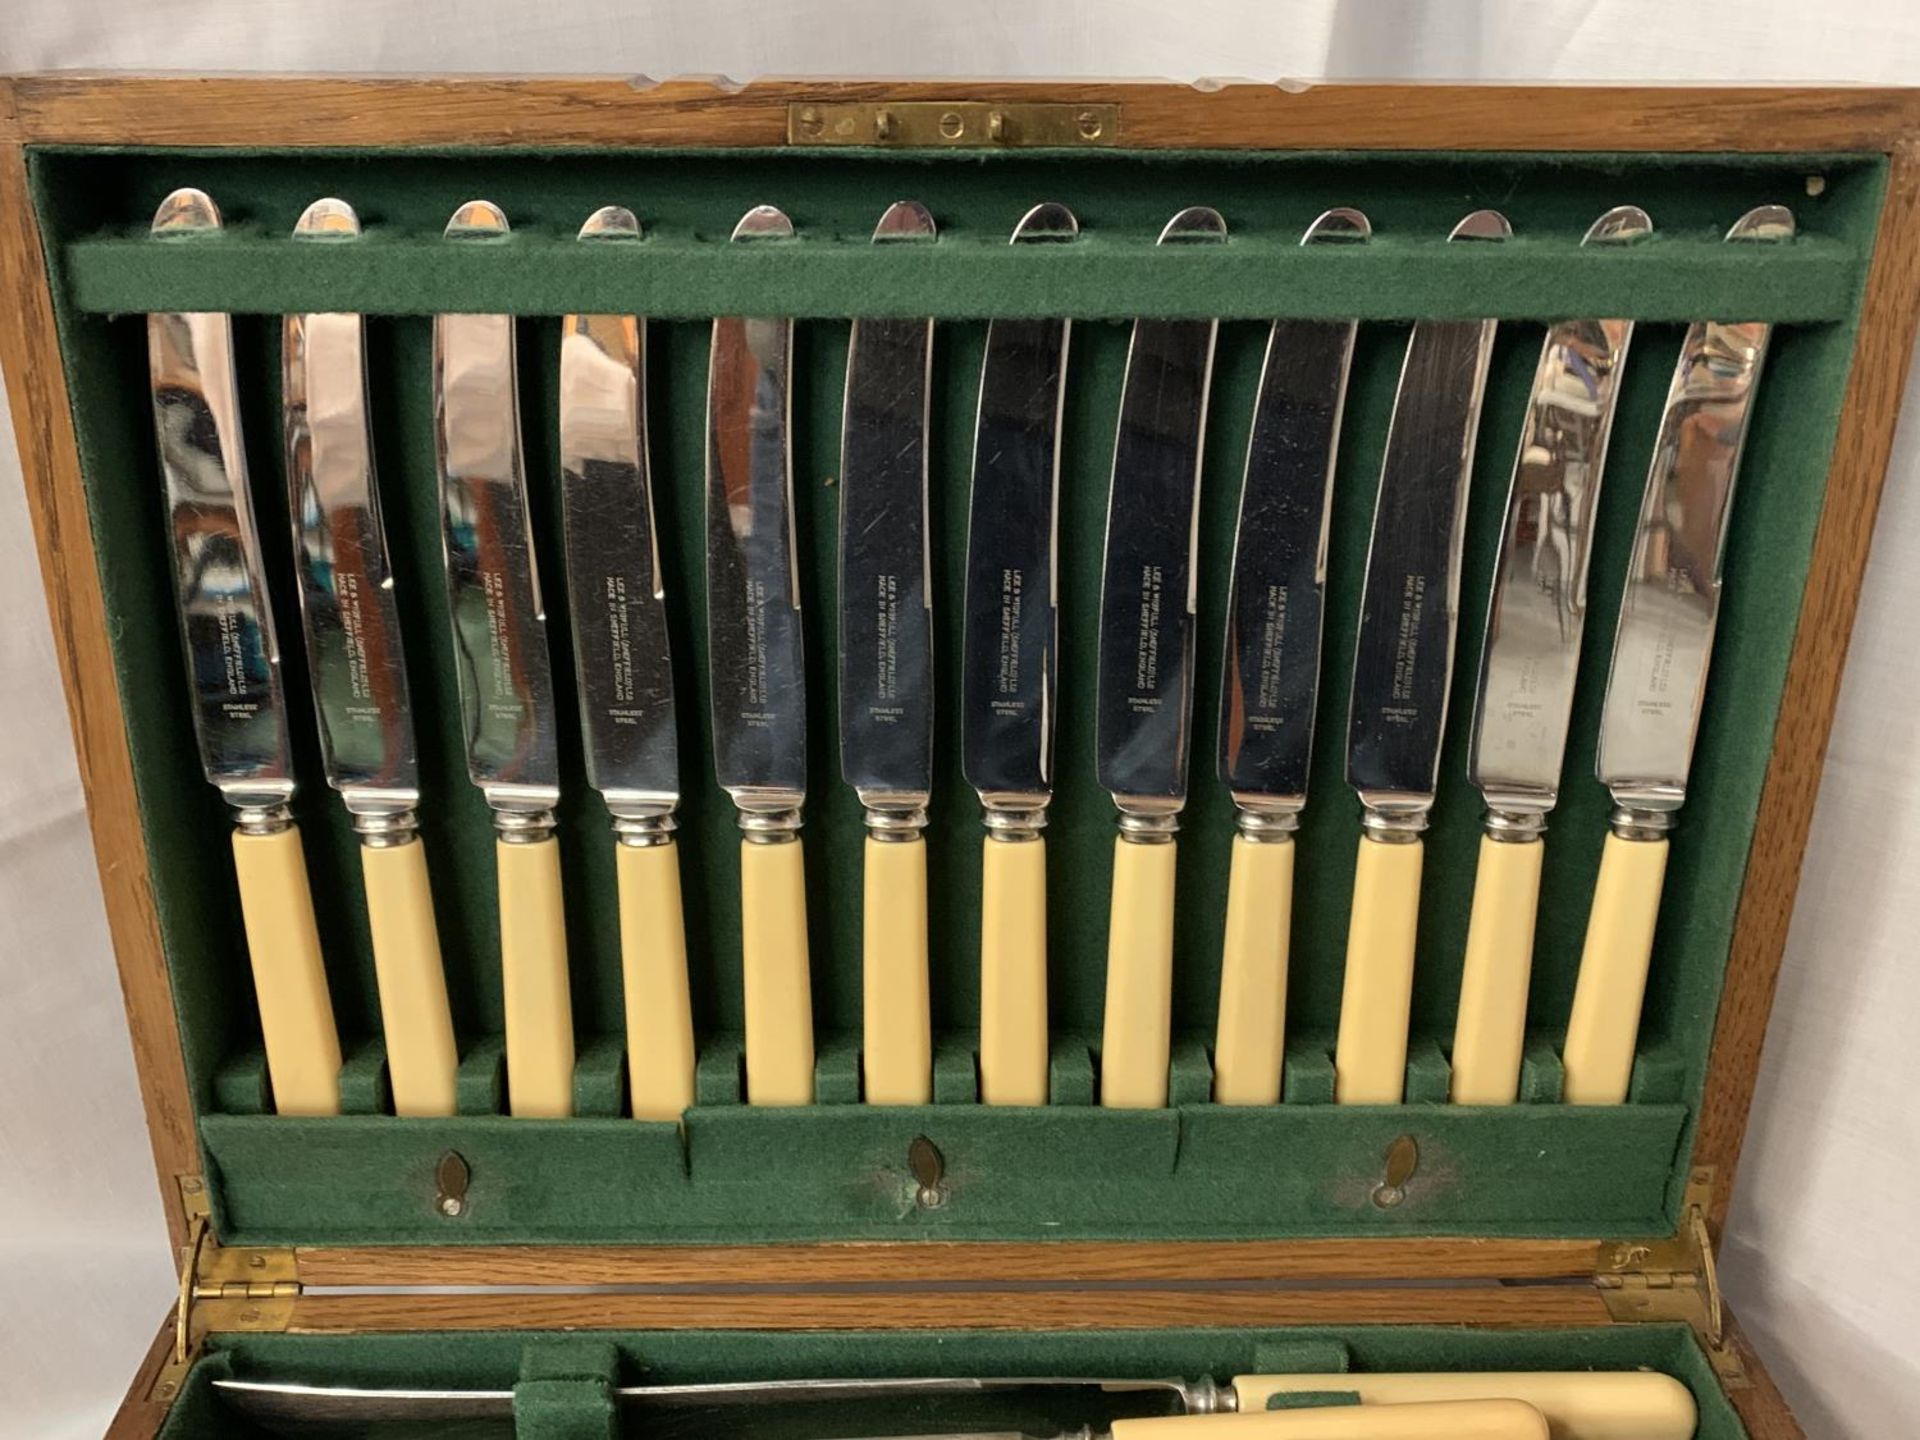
516,1339 -> 620,1440
197,1098 -> 1684,1243
62,227 -> 1864,321
338,1040 -> 391,1116
27,141 -> 1882,1250
160,1324 -> 1751,1440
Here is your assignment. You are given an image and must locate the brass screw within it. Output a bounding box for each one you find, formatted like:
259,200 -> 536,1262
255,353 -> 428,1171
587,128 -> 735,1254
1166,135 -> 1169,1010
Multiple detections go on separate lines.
1806,174 -> 1827,197
1077,109 -> 1104,140
796,106 -> 823,138
988,110 -> 1007,142
439,1195 -> 465,1218
939,111 -> 966,140
248,1253 -> 266,1270
875,109 -> 895,141
157,1380 -> 178,1399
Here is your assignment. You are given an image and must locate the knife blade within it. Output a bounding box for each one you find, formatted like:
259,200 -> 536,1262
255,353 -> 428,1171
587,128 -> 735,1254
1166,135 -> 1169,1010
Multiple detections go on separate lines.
1095,205 -> 1226,1110
432,199 -> 574,1118
707,204 -> 814,1105
1563,204 -> 1794,1105
839,199 -> 938,1105
1336,208 -> 1508,1105
1211,207 -> 1369,1106
147,187 -> 342,1117
1450,205 -> 1651,1106
284,197 -> 456,1118
963,201 -> 1078,1106
558,204 -> 695,1122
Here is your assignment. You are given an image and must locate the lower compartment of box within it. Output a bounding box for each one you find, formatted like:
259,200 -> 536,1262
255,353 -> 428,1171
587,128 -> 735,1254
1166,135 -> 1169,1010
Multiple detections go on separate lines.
159,1321 -> 1752,1439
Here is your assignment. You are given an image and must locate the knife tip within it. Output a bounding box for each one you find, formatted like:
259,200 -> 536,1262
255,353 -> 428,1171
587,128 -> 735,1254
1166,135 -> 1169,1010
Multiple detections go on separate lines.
1450,208 -> 1512,242
151,187 -> 222,237
732,204 -> 794,242
293,197 -> 361,240
1728,203 -> 1795,242
579,205 -> 642,241
1303,206 -> 1371,245
1011,201 -> 1079,244
444,199 -> 510,239
1583,204 -> 1653,246
1158,205 -> 1228,244
874,199 -> 936,242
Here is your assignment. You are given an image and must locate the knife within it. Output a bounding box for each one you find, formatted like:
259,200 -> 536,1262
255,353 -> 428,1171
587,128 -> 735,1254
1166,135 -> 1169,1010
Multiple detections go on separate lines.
212,1368 -> 1691,1438
1095,206 -> 1226,1110
1211,207 -> 1369,1106
147,187 -> 343,1117
558,205 -> 695,1122
432,199 -> 574,1119
840,200 -> 938,1106
1449,206 -> 1651,1107
708,204 -> 814,1106
1562,204 -> 1794,1105
963,202 -> 1078,1106
284,197 -> 457,1118
1336,209 -> 1508,1105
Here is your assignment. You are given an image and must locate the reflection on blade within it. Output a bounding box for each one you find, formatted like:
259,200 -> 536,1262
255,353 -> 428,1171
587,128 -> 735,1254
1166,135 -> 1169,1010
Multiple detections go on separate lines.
149,188 -> 293,816
285,197 -> 420,826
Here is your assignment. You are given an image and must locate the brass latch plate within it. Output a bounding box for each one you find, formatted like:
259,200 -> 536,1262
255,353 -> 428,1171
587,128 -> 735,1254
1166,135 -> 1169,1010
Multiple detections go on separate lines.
789,100 -> 1119,149
1595,1167 -> 1748,1389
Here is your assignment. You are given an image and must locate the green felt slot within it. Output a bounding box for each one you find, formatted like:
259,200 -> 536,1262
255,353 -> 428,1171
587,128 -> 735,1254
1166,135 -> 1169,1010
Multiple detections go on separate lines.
26,141 -> 1883,1251
158,1324 -> 1751,1440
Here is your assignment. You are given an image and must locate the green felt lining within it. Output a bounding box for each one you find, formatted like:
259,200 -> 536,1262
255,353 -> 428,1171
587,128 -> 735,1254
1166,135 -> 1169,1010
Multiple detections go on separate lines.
156,1324 -> 1752,1440
26,143 -> 1883,1250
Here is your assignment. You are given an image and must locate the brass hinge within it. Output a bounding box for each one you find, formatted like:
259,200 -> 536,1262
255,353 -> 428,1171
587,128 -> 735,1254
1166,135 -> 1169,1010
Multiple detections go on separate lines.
146,1188 -> 300,1407
788,100 -> 1119,149
1595,1167 -> 1748,1389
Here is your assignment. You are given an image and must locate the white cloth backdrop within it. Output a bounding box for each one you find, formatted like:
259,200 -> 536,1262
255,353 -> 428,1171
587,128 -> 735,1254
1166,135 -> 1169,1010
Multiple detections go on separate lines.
3,5 -> 1918,1436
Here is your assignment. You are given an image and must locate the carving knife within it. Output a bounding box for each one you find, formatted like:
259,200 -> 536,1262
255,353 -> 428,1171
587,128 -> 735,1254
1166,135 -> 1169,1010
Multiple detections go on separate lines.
1212,207 -> 1369,1106
963,201 -> 1077,1106
558,205 -> 695,1122
708,204 -> 814,1105
147,187 -> 342,1116
1096,206 -> 1226,1109
1563,204 -> 1794,1104
211,1367 -> 1696,1437
1450,205 -> 1651,1106
1336,209 -> 1508,1105
284,197 -> 457,1117
840,200 -> 938,1105
432,199 -> 574,1118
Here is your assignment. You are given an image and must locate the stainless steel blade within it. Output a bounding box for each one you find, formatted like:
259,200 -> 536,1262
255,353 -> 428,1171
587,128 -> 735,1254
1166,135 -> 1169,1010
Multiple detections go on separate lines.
961,201 -> 1077,837
1468,205 -> 1651,836
432,199 -> 561,832
1216,207 -> 1369,835
1596,204 -> 1793,827
559,205 -> 679,841
1345,208 -> 1508,832
148,187 -> 295,825
1094,206 -> 1226,831
839,200 -> 936,831
284,197 -> 420,840
707,204 -> 806,831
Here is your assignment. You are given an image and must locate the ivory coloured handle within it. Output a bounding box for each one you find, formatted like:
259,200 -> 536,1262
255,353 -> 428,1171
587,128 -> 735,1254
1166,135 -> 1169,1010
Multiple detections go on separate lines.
360,837 -> 457,1117
1232,1371 -> 1698,1440
741,836 -> 815,1105
978,834 -> 1048,1106
1334,833 -> 1423,1104
616,839 -> 696,1122
1563,831 -> 1669,1105
1449,834 -> 1545,1106
1099,835 -> 1177,1109
1212,833 -> 1294,1105
1113,1401 -> 1548,1440
863,834 -> 932,1105
496,835 -> 575,1118
231,826 -> 342,1116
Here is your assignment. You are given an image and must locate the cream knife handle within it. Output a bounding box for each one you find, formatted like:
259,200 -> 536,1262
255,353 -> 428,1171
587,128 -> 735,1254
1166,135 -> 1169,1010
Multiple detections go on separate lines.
1112,1401 -> 1548,1440
496,835 -> 575,1118
979,833 -> 1048,1106
1334,832 -> 1423,1104
1563,830 -> 1669,1104
231,826 -> 343,1116
360,836 -> 457,1117
617,838 -> 696,1122
741,836 -> 815,1105
862,834 -> 931,1105
1100,834 -> 1177,1109
1232,1371 -> 1698,1440
1449,833 -> 1544,1106
1212,832 -> 1294,1105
